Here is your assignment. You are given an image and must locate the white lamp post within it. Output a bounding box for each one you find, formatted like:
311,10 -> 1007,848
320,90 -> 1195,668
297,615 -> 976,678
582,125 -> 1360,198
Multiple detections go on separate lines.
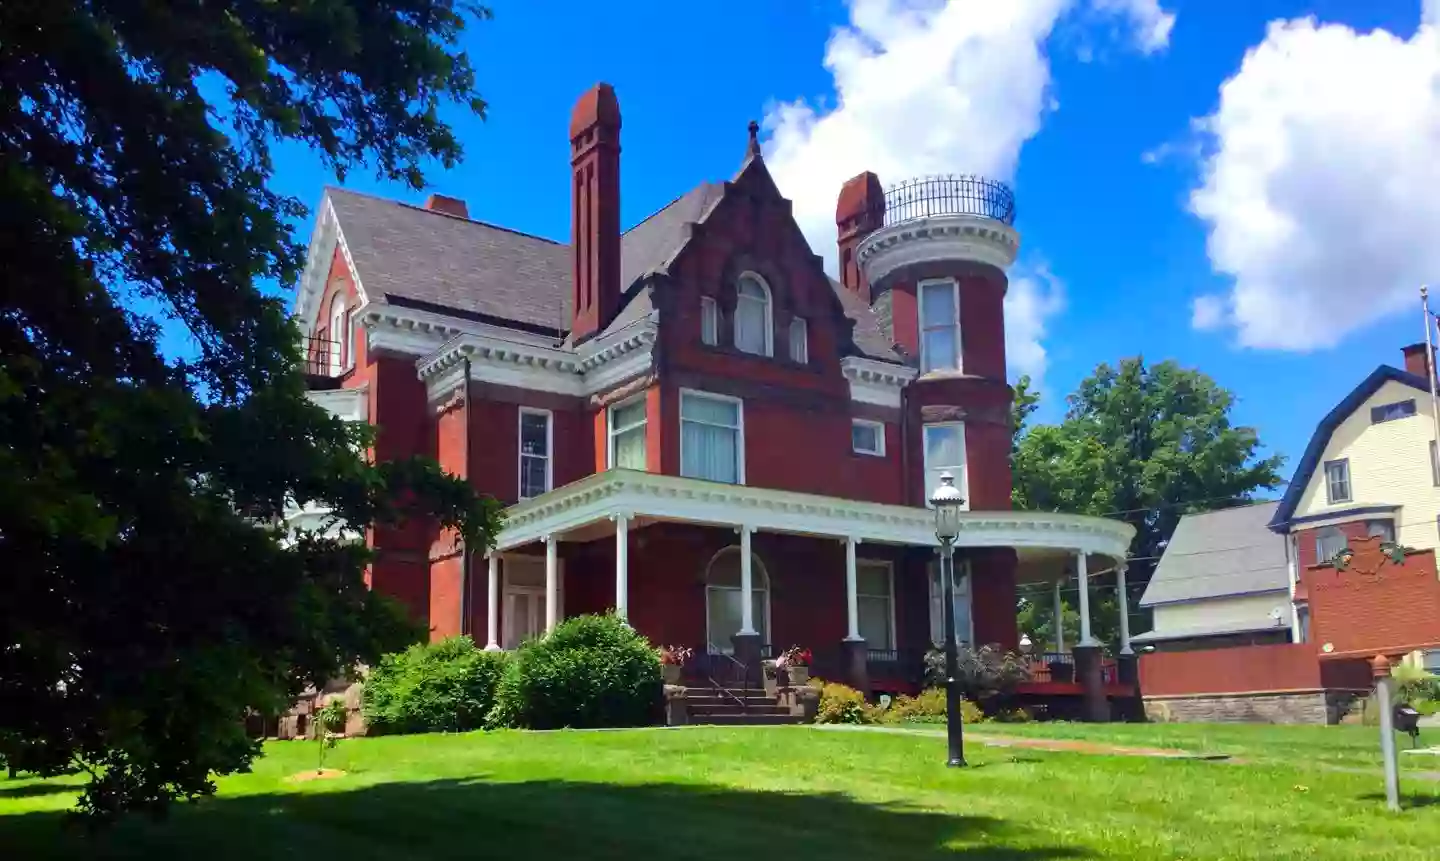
930,471 -> 967,768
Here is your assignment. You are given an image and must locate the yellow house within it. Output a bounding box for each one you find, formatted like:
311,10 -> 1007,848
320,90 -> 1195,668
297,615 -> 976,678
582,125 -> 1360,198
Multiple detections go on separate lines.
1268,344 -> 1440,660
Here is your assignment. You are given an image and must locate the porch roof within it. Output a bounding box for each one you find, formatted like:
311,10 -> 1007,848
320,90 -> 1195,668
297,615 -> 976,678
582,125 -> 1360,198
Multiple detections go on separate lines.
494,470 -> 1134,563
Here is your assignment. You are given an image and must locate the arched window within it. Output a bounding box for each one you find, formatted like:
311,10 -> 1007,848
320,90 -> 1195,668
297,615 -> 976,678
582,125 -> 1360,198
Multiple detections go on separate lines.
704,546 -> 769,652
734,273 -> 772,356
328,292 -> 347,374
1315,526 -> 1347,563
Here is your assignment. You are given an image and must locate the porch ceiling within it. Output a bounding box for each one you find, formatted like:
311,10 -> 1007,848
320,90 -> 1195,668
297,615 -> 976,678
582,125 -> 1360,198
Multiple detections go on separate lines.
494,470 -> 1133,564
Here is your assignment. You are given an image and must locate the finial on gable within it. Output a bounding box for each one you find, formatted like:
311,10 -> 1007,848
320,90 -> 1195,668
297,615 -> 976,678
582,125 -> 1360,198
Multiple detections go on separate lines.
747,120 -> 761,158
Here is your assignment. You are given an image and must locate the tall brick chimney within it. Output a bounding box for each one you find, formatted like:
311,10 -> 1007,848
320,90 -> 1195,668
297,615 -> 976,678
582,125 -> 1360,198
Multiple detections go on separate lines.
569,83 -> 622,342
1403,342 -> 1435,379
836,172 -> 885,302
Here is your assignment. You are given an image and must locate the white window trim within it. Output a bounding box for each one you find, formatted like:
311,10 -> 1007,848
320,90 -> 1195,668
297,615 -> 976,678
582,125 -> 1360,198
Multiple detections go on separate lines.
679,388 -> 746,485
789,317 -> 808,364
1323,458 -> 1351,504
856,558 -> 896,651
700,297 -> 719,346
922,421 -> 970,509
735,272 -> 774,358
328,293 -> 347,375
851,418 -> 886,457
517,407 -> 554,500
929,556 -> 974,648
918,277 -> 961,374
607,395 -> 648,470
704,546 -> 771,652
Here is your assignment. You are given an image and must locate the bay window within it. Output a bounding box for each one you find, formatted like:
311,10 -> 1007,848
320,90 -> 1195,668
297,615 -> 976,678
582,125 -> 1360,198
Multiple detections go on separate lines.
680,390 -> 743,484
608,398 -> 648,470
518,408 -> 552,500
919,279 -> 960,373
923,423 -> 969,507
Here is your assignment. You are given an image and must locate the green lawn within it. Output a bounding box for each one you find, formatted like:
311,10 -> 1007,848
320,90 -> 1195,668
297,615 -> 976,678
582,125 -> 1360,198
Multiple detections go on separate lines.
3,725 -> 1439,859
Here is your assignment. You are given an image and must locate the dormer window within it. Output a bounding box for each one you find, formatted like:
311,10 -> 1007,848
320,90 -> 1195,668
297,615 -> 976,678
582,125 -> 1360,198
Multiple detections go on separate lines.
789,317 -> 808,363
734,273 -> 773,356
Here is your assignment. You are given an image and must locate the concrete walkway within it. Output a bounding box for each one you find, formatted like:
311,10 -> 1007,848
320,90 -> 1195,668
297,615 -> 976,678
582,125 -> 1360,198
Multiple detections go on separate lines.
811,724 -> 1230,760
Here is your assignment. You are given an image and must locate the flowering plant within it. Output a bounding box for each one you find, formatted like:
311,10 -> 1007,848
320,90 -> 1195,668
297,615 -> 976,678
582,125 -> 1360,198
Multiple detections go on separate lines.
775,645 -> 812,669
658,645 -> 693,667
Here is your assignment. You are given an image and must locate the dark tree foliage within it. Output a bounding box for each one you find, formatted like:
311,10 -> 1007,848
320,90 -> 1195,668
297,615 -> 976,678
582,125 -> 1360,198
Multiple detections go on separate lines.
0,0 -> 500,820
1011,358 -> 1285,651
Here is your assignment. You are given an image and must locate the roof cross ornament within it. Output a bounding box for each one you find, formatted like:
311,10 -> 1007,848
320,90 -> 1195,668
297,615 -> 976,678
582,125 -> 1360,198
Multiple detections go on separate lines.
746,120 -> 761,158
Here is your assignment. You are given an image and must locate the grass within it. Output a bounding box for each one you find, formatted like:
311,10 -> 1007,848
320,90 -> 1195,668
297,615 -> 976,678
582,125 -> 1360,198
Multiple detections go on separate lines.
2,725 -> 1439,859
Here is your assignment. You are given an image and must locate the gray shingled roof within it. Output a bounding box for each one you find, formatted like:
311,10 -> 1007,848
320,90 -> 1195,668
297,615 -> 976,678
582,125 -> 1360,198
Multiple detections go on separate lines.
1139,501 -> 1287,606
328,183 -> 903,362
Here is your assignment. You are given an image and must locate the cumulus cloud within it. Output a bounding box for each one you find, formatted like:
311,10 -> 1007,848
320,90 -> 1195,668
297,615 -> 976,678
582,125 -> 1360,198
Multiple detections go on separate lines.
1188,9 -> 1440,350
762,0 -> 1172,380
1006,265 -> 1067,384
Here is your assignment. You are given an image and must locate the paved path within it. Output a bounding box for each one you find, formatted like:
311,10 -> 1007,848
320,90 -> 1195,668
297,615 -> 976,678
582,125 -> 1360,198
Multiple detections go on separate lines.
811,724 -> 1229,760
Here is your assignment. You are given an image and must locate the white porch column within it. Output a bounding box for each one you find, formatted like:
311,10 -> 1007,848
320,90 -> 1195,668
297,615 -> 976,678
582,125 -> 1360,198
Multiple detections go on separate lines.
545,535 -> 558,634
1052,576 -> 1065,654
738,525 -> 757,636
844,536 -> 861,641
613,514 -> 629,622
1076,550 -> 1098,647
1117,562 -> 1133,656
484,553 -> 501,651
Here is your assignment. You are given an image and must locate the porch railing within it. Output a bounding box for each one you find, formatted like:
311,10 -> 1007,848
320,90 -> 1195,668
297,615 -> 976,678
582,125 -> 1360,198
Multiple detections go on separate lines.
1025,652 -> 1118,684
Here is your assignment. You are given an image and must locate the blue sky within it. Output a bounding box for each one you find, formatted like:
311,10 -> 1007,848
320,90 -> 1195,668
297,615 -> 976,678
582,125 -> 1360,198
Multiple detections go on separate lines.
262,0 -> 1440,488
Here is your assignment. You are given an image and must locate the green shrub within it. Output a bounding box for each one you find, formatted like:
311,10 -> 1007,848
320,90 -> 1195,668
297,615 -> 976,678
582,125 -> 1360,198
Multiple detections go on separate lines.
815,681 -> 871,724
989,706 -> 1034,723
363,636 -> 509,735
487,613 -> 662,729
923,645 -> 1030,707
880,688 -> 983,725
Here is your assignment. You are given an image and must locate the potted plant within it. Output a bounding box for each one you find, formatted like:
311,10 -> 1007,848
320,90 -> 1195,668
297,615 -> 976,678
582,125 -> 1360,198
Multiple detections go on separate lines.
776,646 -> 813,687
658,645 -> 693,685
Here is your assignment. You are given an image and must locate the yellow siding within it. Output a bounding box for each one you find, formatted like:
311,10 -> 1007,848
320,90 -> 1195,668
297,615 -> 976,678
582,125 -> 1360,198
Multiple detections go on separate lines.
1153,593 -> 1292,633
1292,380 -> 1440,551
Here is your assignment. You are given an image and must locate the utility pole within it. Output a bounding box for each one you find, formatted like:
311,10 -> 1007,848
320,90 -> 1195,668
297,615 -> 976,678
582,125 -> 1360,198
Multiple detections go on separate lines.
1424,287 -> 1440,483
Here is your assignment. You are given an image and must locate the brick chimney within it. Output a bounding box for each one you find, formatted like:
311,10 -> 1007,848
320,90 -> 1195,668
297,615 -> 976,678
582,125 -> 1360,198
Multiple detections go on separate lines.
836,172 -> 885,302
424,193 -> 469,219
1403,342 -> 1435,379
569,83 -> 622,342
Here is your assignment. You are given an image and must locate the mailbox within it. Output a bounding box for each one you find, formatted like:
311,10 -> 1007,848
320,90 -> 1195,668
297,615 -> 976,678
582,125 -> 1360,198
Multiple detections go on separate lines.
1394,703 -> 1422,748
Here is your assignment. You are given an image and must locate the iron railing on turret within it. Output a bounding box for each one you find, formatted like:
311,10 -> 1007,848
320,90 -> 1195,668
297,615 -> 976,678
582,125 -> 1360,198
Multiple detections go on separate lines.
882,175 -> 1016,227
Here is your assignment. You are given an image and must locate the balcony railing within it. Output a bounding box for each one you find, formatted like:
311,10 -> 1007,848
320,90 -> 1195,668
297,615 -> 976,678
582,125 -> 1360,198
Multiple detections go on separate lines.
304,336 -> 342,378
882,175 -> 1016,228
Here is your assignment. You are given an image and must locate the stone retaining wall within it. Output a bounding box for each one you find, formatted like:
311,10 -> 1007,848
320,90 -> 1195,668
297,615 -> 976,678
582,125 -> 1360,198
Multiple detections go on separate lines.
1144,691 -> 1332,725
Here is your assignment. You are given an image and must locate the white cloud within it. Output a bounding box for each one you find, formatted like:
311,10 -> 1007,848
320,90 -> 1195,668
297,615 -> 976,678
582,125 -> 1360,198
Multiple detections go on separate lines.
762,0 -> 1172,380
1188,9 -> 1440,350
1191,294 -> 1226,331
1006,265 -> 1067,384
1427,0 -> 1439,28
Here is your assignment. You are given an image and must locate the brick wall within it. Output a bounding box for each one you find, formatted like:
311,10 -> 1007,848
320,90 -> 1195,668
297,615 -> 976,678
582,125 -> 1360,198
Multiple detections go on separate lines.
1302,538 -> 1440,657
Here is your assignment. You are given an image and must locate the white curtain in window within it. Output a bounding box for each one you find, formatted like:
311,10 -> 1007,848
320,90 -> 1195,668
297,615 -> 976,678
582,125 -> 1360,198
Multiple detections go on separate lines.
789,317 -> 807,363
681,394 -> 740,484
856,562 -> 893,649
920,282 -> 957,372
734,276 -> 770,356
700,297 -> 718,346
924,424 -> 967,503
610,401 -> 647,470
1315,527 -> 1346,563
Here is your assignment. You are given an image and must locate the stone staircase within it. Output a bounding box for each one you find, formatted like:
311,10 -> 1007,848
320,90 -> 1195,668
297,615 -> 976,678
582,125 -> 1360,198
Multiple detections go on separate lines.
683,685 -> 804,726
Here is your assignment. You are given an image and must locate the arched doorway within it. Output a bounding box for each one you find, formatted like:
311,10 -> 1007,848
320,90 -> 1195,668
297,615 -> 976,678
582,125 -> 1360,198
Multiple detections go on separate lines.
705,546 -> 770,653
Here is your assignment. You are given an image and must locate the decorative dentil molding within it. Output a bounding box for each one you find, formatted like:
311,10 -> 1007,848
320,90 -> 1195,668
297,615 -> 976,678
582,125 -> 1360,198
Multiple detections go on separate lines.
856,214 -> 1020,286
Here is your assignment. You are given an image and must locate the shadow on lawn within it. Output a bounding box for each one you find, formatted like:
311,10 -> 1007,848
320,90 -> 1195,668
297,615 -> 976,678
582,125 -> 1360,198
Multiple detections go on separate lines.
0,782 -> 78,801
0,775 -> 1087,860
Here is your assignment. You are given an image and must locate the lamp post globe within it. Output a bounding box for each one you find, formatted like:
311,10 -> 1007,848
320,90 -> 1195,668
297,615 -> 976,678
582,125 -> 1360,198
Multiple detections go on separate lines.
930,471 -> 967,768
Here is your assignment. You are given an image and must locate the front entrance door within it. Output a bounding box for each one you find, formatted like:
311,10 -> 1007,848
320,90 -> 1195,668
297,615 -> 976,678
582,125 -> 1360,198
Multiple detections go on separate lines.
504,587 -> 546,649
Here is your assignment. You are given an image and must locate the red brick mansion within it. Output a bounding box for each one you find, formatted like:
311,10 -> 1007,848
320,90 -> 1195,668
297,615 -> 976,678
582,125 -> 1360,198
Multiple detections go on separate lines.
291,83 -> 1133,711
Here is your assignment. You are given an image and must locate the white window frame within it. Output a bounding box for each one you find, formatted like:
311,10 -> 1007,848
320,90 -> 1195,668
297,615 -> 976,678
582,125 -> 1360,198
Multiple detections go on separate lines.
922,422 -> 970,509
328,292 -> 347,375
734,272 -> 773,357
679,388 -> 745,485
789,317 -> 808,364
856,559 -> 896,651
851,418 -> 885,457
1315,526 -> 1347,563
607,396 -> 648,470
1323,458 -> 1351,504
700,297 -> 719,346
517,407 -> 553,500
929,556 -> 974,647
918,277 -> 961,374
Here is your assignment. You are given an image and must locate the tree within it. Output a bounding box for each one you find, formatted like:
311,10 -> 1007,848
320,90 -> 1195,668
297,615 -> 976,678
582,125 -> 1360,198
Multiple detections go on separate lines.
1011,358 -> 1285,651
1,1 -> 499,820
